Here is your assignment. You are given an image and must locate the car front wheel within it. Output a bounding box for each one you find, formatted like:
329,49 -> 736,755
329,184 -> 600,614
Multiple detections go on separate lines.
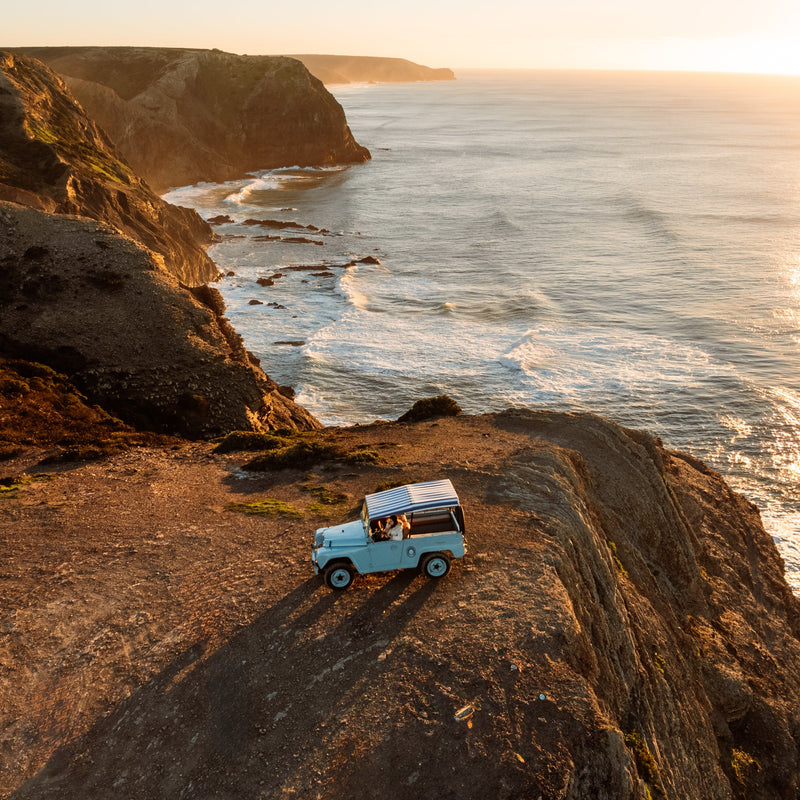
422,553 -> 451,579
324,563 -> 354,590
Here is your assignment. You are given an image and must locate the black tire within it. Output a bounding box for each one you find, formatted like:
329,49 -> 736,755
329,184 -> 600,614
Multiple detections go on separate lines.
324,563 -> 354,590
422,553 -> 451,579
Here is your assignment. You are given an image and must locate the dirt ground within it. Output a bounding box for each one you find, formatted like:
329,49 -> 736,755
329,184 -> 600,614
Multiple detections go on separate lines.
2,416 -> 572,799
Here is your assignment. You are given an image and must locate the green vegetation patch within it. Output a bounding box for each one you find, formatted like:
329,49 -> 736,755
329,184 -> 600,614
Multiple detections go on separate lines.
624,732 -> 666,800
303,484 -> 349,506
653,652 -> 666,675
243,439 -> 380,472
0,473 -> 55,499
731,747 -> 760,786
303,483 -> 351,518
213,431 -> 290,454
226,498 -> 301,518
606,539 -> 628,578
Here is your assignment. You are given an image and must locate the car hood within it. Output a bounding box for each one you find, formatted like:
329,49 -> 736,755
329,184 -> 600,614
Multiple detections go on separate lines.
317,519 -> 368,548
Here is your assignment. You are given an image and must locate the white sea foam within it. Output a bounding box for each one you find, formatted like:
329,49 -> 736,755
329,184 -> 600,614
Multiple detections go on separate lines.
337,269 -> 369,311
500,327 -> 715,401
225,175 -> 285,204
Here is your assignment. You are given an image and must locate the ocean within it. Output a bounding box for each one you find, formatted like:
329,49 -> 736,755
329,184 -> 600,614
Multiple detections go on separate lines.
164,69 -> 800,592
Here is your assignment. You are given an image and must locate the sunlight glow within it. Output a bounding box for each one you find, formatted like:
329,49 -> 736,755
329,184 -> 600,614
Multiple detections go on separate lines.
5,1 -> 800,75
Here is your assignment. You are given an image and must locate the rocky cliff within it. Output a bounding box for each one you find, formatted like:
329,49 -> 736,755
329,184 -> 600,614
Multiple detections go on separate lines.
16,47 -> 371,193
0,201 -> 319,437
0,52 -> 319,437
288,54 -> 456,84
0,51 -> 217,285
1,411 -> 798,798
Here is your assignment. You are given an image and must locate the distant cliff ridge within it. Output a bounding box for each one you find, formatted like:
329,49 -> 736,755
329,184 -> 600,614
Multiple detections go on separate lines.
0,51 -> 217,285
15,47 -> 371,193
287,54 -> 456,84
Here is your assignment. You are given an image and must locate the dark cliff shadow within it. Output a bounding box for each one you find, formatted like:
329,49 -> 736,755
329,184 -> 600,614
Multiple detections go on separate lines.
11,571 -> 437,799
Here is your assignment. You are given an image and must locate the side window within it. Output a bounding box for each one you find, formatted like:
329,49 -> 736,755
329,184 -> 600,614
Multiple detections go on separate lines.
409,508 -> 460,536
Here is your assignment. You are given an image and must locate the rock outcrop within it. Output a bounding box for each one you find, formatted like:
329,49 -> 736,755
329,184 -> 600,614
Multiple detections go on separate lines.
15,47 -> 371,193
0,201 -> 319,437
287,54 -> 456,84
0,51 -> 217,286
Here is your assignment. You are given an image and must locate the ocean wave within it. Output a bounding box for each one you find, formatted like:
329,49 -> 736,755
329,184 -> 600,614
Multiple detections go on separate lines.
225,175 -> 285,204
619,191 -> 680,243
499,326 -> 715,399
337,270 -> 369,311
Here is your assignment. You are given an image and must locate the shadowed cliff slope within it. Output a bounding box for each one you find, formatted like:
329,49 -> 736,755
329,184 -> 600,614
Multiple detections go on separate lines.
0,51 -> 217,285
0,201 -> 319,437
16,47 -> 371,193
1,412 -> 798,798
288,54 -> 456,84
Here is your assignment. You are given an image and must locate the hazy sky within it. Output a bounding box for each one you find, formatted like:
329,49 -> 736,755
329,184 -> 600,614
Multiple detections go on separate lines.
5,0 -> 800,74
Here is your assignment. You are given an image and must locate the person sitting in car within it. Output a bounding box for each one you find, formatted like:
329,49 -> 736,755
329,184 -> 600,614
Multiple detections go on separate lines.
385,515 -> 406,541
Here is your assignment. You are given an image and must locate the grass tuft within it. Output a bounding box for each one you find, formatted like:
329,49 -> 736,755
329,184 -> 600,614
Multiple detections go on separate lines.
226,498 -> 301,518
243,440 -> 380,471
213,431 -> 289,454
731,747 -> 760,786
624,731 -> 666,800
0,473 -> 56,499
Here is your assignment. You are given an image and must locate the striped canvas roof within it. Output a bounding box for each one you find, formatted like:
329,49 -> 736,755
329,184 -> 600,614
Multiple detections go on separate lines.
364,479 -> 459,519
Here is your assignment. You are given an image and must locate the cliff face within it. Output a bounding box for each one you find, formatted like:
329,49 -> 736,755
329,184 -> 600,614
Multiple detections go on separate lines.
16,47 -> 371,193
0,201 -> 319,437
0,51 -> 217,286
1,412 -> 798,799
287,54 -> 456,84
0,51 -> 320,437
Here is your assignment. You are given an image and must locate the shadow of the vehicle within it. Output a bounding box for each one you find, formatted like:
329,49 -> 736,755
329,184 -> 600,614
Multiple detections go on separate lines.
11,572 -> 439,798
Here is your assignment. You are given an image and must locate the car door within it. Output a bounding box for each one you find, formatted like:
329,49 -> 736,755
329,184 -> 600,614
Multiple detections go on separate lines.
367,539 -> 405,571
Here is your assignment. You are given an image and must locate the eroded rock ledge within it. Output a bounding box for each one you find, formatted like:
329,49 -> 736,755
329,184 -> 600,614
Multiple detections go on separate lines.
0,202 -> 319,436
0,51 -> 217,286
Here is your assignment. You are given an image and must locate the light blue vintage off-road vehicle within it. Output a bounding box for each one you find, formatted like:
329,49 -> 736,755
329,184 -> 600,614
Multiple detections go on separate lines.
311,479 -> 466,590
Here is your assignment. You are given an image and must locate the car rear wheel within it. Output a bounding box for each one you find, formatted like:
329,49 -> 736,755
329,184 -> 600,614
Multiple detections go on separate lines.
324,563 -> 354,590
422,553 -> 451,579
